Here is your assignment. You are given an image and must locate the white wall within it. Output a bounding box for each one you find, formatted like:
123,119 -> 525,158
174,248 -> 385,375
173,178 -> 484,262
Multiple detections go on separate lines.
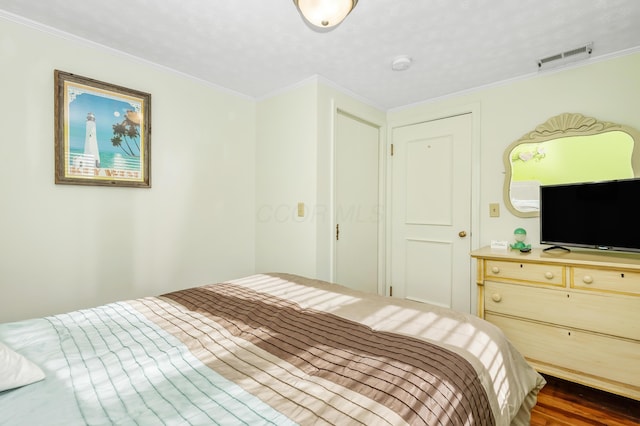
254,79 -> 386,281
255,83 -> 318,277
388,52 -> 640,249
255,54 -> 640,287
3,12 -> 639,323
0,17 -> 257,322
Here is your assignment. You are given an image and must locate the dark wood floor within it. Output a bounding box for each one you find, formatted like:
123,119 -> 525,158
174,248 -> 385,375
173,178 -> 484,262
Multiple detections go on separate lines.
530,375 -> 640,426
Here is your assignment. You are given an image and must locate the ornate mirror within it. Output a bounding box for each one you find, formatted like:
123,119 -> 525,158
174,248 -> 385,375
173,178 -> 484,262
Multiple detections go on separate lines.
504,113 -> 640,217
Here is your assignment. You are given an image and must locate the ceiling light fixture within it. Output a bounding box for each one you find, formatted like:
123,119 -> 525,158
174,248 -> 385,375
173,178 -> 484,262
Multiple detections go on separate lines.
293,0 -> 358,29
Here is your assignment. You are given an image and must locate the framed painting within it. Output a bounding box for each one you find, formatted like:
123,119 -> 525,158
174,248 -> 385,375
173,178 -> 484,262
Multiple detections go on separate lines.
54,70 -> 151,187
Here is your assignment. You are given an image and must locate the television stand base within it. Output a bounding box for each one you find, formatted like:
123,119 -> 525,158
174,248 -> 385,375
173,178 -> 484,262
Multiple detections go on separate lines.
543,245 -> 571,252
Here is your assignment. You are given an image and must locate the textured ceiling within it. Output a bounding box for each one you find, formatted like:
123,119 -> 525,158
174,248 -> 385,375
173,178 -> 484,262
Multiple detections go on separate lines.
1,0 -> 640,110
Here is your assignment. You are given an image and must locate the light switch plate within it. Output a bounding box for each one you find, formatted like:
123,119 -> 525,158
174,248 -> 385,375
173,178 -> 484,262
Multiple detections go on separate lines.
489,203 -> 500,217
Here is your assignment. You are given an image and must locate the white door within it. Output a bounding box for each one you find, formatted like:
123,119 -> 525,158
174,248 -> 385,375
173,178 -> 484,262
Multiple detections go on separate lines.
334,111 -> 380,294
390,113 -> 472,312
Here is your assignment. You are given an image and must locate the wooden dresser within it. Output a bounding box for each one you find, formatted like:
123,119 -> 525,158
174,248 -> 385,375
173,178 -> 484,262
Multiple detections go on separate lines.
471,246 -> 640,400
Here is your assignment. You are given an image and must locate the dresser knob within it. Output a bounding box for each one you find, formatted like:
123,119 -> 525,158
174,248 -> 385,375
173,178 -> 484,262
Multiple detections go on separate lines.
544,271 -> 554,280
491,293 -> 502,303
491,266 -> 500,274
582,275 -> 593,284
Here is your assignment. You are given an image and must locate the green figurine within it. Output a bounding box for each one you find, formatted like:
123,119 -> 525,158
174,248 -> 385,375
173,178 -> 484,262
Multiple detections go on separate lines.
511,227 -> 531,250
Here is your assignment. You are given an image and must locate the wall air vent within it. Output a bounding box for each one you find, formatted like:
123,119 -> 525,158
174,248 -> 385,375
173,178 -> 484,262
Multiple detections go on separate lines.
537,43 -> 593,70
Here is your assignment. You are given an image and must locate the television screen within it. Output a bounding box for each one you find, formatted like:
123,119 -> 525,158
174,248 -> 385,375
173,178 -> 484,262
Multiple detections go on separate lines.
540,178 -> 640,253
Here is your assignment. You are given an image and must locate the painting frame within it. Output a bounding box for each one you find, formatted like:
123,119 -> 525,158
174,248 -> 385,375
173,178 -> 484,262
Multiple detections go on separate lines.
54,70 -> 151,188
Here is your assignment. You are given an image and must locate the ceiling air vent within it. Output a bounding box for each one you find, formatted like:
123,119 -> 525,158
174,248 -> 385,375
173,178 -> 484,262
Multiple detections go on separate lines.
537,43 -> 593,70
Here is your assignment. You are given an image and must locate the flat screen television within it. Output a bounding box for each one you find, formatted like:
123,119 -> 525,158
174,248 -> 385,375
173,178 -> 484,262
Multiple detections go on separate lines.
540,178 -> 640,253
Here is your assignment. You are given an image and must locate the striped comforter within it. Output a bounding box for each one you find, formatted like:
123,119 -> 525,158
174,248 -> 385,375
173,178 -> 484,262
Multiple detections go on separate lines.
0,274 -> 545,425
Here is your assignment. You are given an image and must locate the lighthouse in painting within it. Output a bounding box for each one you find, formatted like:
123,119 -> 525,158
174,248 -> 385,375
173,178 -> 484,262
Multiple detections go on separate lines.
84,112 -> 101,168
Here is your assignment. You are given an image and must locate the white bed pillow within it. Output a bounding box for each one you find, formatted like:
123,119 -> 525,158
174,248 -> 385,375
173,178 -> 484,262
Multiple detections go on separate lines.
0,341 -> 45,392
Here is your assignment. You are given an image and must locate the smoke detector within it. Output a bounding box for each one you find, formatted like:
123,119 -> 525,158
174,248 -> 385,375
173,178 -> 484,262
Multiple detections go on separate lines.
391,55 -> 412,71
537,43 -> 593,70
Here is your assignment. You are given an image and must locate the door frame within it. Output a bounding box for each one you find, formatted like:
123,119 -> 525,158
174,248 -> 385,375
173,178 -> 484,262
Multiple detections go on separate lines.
329,102 -> 387,295
385,102 -> 481,313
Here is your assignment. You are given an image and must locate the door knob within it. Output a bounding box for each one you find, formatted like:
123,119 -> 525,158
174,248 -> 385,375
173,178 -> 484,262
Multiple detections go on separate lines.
458,231 -> 467,238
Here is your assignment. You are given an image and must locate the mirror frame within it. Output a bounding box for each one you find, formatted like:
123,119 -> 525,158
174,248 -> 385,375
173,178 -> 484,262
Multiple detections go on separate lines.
503,112 -> 640,217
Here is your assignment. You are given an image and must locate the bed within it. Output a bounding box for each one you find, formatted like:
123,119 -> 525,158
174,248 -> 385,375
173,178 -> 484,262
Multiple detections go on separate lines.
0,273 -> 545,425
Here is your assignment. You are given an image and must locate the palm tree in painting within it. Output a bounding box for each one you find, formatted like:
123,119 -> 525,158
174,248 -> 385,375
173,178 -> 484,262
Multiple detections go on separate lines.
111,110 -> 141,157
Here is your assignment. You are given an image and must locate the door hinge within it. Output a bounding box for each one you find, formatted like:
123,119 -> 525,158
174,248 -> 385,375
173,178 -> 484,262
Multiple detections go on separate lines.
390,143 -> 394,156
336,223 -> 339,241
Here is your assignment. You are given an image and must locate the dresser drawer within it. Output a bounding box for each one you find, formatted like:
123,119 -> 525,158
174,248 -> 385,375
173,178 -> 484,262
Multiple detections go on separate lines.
572,267 -> 640,296
484,260 -> 564,286
486,313 -> 640,390
473,246 -> 640,400
484,281 -> 640,340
